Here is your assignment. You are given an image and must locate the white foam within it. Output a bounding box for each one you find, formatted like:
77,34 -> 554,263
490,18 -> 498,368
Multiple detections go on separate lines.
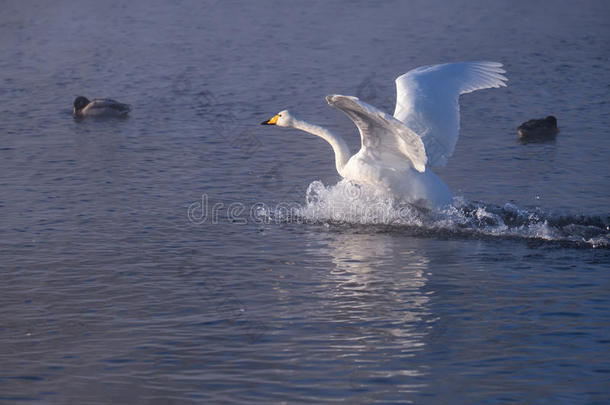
286,180 -> 610,248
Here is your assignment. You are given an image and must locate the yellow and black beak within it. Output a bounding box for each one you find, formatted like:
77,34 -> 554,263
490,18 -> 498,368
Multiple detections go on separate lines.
261,114 -> 279,125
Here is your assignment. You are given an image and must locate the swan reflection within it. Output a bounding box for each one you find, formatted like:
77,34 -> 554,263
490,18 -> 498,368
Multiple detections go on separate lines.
312,230 -> 434,391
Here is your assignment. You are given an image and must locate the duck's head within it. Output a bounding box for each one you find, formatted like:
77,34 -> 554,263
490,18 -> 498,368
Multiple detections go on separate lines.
73,96 -> 90,115
545,115 -> 558,127
261,110 -> 295,127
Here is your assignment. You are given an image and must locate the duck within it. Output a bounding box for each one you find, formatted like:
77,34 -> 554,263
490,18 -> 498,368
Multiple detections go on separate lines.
73,96 -> 131,117
517,115 -> 559,141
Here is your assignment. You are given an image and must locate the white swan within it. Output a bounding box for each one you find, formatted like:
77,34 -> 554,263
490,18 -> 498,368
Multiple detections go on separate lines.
261,62 -> 507,208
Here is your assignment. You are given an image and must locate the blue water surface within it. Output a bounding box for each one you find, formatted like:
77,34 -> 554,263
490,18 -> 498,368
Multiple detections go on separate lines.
1,0 -> 609,403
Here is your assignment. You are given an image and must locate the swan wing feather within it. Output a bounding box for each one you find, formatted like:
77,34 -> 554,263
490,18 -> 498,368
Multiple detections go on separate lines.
326,94 -> 427,172
393,61 -> 507,166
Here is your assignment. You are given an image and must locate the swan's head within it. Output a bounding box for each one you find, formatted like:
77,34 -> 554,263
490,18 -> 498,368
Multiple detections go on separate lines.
261,110 -> 295,127
73,96 -> 90,115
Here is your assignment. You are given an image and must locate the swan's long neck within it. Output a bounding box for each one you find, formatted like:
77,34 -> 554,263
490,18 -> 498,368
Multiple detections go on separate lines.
290,118 -> 351,176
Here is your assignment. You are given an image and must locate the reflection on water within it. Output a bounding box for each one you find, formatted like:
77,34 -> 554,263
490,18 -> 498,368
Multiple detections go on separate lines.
312,231 -> 434,397
2,0 -> 609,403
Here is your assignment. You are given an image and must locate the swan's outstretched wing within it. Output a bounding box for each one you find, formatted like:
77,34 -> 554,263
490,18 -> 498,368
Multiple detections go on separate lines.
393,62 -> 507,166
327,94 -> 427,172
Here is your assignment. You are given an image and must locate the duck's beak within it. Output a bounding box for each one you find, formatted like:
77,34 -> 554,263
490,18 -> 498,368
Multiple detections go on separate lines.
261,114 -> 279,125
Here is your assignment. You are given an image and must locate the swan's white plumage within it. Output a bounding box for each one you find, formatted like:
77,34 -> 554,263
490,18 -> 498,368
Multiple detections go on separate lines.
393,62 -> 507,166
326,95 -> 427,173
262,61 -> 507,208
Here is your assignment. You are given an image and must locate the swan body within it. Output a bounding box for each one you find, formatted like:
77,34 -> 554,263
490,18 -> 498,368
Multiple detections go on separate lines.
73,96 -> 131,117
342,148 -> 453,207
262,62 -> 507,208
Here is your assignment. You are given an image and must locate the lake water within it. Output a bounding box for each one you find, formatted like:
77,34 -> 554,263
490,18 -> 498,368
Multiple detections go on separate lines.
1,0 -> 609,403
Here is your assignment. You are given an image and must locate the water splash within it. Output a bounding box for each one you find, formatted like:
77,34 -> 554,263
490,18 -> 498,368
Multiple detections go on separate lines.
281,180 -> 610,248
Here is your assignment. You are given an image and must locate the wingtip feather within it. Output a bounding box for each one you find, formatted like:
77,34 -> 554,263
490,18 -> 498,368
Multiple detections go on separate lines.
326,94 -> 360,106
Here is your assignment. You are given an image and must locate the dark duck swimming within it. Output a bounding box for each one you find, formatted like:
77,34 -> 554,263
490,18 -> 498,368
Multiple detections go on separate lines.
73,96 -> 131,117
517,115 -> 559,142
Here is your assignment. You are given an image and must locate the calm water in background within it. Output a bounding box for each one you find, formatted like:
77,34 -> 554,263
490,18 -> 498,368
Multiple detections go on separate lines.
1,0 -> 610,403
